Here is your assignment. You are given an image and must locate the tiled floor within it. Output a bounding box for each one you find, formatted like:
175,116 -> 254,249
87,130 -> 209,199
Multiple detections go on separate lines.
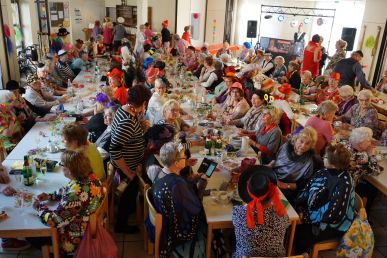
1,195 -> 387,258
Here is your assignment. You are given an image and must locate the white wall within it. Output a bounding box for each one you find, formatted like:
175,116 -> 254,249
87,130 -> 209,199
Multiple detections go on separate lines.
205,0 -> 226,44
234,0 -> 365,56
176,0 -> 190,36
190,0 -> 206,46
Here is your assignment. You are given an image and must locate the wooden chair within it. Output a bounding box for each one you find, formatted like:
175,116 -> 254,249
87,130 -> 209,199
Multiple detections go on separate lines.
310,193 -> 365,258
145,188 -> 162,258
0,138 -> 6,162
137,175 -> 150,251
107,163 -> 116,225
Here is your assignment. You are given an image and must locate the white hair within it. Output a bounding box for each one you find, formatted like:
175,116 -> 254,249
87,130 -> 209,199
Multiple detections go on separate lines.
338,85 -> 354,97
220,53 -> 231,62
248,48 -> 255,55
357,89 -> 372,100
302,70 -> 313,79
275,56 -> 285,63
349,127 -> 373,146
202,42 -> 209,48
198,53 -> 207,61
317,100 -> 338,116
159,142 -> 182,167
154,78 -> 166,88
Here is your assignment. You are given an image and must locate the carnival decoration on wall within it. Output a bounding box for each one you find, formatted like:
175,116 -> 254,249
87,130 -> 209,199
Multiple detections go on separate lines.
3,24 -> 13,55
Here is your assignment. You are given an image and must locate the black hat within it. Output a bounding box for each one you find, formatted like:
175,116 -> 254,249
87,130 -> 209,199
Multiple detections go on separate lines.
6,80 -> 20,91
237,165 -> 277,204
57,27 -> 70,36
153,61 -> 166,70
144,124 -> 175,145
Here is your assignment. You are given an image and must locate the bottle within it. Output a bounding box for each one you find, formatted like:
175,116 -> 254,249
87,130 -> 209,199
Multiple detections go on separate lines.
215,132 -> 222,155
115,178 -> 129,196
205,134 -> 212,156
67,79 -> 74,97
22,155 -> 33,186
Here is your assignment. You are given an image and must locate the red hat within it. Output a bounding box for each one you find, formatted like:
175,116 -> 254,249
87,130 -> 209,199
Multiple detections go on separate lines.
231,82 -> 243,91
146,67 -> 159,79
143,39 -> 152,46
278,83 -> 292,95
107,68 -> 123,79
261,79 -> 275,92
162,20 -> 169,27
224,66 -> 236,74
330,72 -> 340,80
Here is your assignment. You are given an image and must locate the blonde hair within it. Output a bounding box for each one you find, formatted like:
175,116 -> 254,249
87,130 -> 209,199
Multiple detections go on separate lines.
162,99 -> 180,117
95,86 -> 115,113
61,150 -> 92,180
357,89 -> 372,100
336,39 -> 347,49
291,126 -> 318,148
317,100 -> 338,116
263,107 -> 282,125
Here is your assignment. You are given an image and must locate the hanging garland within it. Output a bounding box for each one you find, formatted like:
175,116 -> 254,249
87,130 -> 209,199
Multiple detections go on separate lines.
3,24 -> 13,55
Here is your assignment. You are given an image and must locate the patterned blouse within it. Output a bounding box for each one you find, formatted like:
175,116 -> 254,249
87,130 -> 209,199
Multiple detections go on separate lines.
37,173 -> 105,255
316,87 -> 341,105
342,103 -> 380,138
223,97 -> 250,120
232,105 -> 264,132
326,50 -> 346,70
232,205 -> 289,257
296,168 -> 355,233
341,140 -> 381,185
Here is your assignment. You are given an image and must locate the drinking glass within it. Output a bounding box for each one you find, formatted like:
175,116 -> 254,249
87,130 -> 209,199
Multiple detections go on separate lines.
40,160 -> 48,175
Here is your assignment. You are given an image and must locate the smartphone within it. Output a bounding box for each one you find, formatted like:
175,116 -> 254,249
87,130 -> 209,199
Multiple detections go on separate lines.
9,169 -> 23,175
205,162 -> 217,177
197,158 -> 218,178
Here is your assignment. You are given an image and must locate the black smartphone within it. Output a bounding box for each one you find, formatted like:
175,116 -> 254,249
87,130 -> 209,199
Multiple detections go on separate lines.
9,169 -> 23,175
197,158 -> 218,178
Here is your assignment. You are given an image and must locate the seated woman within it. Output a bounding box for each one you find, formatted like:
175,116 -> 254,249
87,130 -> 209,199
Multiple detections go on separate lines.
315,72 -> 342,105
192,53 -> 207,78
231,89 -> 265,135
44,54 -> 67,88
23,76 -> 68,113
273,127 -> 318,201
305,100 -> 338,155
339,89 -> 380,138
282,61 -> 301,90
376,69 -> 387,93
233,165 -> 288,257
244,48 -> 256,63
212,66 -> 238,105
107,68 -> 127,106
199,56 -> 223,92
216,41 -> 231,57
31,150 -> 105,256
95,106 -> 119,161
248,106 -> 283,163
272,56 -> 287,82
182,46 -> 198,71
0,91 -> 24,153
157,99 -> 195,133
62,123 -> 106,181
337,85 -> 358,116
150,142 -> 204,258
239,42 -> 251,61
222,82 -> 250,120
294,143 -> 355,254
146,78 -> 169,125
341,127 -> 381,211
300,70 -> 317,101
37,63 -> 67,97
93,35 -> 106,56
271,83 -> 295,136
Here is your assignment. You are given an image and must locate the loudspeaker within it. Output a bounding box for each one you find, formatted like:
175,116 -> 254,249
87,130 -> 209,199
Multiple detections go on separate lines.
247,20 -> 257,38
341,27 -> 357,51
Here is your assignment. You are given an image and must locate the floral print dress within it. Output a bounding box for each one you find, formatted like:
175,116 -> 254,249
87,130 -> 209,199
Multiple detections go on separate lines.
37,173 -> 105,255
342,103 -> 380,138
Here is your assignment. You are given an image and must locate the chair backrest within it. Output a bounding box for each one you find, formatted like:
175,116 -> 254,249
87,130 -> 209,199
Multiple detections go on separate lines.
90,186 -> 109,238
145,188 -> 162,258
0,138 -> 6,162
354,193 -> 366,221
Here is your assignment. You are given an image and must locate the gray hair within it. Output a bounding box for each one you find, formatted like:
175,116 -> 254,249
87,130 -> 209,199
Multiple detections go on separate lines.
338,85 -> 354,97
159,142 -> 182,167
317,100 -> 338,116
162,99 -> 179,116
154,78 -> 166,88
220,53 -> 230,62
248,48 -> 255,55
275,56 -> 285,63
104,106 -> 118,116
349,127 -> 373,146
198,53 -> 207,62
302,70 -> 313,79
357,89 -> 372,100
173,34 -> 180,41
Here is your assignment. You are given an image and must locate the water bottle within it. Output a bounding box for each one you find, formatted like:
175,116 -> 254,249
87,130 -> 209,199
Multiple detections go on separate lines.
67,79 -> 74,97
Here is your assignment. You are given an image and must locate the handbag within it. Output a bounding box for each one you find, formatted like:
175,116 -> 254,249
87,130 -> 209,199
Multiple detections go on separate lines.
74,219 -> 118,258
336,208 -> 374,258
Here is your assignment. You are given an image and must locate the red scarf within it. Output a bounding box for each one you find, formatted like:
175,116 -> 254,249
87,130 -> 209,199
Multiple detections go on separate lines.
246,181 -> 286,229
260,124 -> 276,136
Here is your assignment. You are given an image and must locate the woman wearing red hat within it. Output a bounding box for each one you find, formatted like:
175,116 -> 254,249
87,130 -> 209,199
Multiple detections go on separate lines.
315,72 -> 342,105
107,68 -> 127,105
212,66 -> 238,105
272,83 -> 295,136
222,82 -> 250,120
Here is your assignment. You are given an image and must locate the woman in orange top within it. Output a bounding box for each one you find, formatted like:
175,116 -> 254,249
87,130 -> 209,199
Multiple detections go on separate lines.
182,26 -> 191,45
107,68 -> 127,105
302,34 -> 322,78
316,72 -> 342,105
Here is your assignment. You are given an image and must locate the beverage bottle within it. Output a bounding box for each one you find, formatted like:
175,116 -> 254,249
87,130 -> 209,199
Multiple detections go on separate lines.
215,133 -> 222,155
67,79 -> 74,97
205,134 -> 212,156
22,155 -> 33,186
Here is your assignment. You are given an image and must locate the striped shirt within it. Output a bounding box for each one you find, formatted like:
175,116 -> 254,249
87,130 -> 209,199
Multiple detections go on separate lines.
55,60 -> 74,82
110,107 -> 145,170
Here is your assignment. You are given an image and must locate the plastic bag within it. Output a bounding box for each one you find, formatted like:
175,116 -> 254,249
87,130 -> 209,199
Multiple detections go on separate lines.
74,220 -> 118,258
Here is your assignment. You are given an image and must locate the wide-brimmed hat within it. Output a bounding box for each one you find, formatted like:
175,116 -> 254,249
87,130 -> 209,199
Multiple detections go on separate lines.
223,66 -> 237,78
261,78 -> 275,92
117,17 -> 125,24
231,82 -> 243,91
107,68 -> 124,80
264,52 -> 272,56
278,83 -> 292,95
330,72 -> 340,81
58,49 -> 67,57
26,74 -> 39,85
57,27 -> 70,36
238,165 -> 285,228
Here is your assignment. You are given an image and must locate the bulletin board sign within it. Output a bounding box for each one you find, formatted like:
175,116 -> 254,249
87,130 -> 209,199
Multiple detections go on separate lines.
49,2 -> 69,27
